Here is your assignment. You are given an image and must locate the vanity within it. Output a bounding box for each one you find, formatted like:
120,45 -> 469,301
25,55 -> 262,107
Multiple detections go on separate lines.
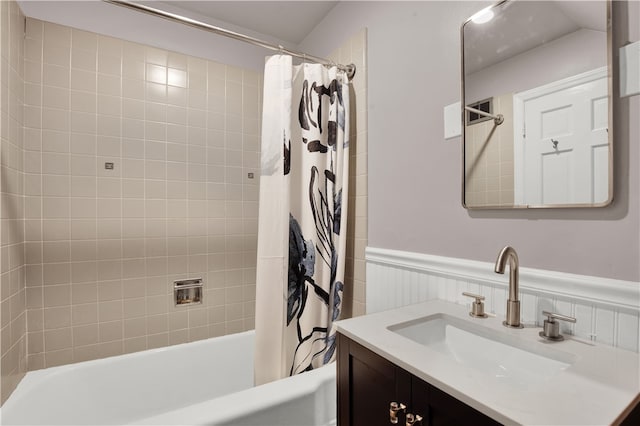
335,0 -> 639,422
336,300 -> 640,425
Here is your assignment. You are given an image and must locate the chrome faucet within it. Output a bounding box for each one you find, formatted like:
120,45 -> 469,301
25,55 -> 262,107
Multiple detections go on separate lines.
494,246 -> 523,328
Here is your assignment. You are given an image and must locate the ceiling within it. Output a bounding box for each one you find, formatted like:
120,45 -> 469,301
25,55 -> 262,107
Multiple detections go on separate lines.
159,1 -> 339,45
464,0 -> 607,74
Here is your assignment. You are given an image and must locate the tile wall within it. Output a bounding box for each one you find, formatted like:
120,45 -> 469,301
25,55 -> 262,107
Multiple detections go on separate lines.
0,8 -> 367,397
22,18 -> 262,369
0,0 -> 27,405
464,92 -> 514,207
329,29 -> 368,317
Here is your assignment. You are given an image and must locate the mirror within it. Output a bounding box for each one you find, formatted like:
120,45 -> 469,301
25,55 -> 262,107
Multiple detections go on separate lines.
461,0 -> 612,209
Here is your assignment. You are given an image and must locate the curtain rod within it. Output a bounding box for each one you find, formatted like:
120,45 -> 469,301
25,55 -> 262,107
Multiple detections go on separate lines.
103,0 -> 356,79
464,106 -> 504,125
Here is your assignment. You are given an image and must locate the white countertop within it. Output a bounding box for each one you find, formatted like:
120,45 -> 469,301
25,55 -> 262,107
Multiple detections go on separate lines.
336,300 -> 640,425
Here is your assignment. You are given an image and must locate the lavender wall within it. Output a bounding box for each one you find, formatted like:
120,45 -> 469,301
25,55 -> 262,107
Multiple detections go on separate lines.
300,1 -> 639,282
466,28 -> 607,103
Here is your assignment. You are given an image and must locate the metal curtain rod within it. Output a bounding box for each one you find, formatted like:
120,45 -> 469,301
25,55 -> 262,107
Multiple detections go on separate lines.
464,106 -> 504,125
103,0 -> 356,79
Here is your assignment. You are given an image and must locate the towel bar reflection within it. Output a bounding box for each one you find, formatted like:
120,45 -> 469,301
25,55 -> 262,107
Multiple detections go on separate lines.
174,278 -> 203,306
464,105 -> 504,125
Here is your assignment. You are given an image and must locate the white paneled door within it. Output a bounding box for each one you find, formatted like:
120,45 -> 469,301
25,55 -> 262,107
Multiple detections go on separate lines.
514,68 -> 609,205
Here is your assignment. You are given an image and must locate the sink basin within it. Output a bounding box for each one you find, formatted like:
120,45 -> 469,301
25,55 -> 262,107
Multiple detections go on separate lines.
388,314 -> 575,386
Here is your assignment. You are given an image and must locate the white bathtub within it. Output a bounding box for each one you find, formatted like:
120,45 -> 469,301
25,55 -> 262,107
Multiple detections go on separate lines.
0,330 -> 336,425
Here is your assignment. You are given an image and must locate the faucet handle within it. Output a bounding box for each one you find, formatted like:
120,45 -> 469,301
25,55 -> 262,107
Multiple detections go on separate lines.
539,311 -> 576,341
462,292 -> 488,318
542,311 -> 576,323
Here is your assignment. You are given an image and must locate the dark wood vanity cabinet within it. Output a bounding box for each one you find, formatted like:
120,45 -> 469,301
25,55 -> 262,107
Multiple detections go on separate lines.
337,333 -> 502,426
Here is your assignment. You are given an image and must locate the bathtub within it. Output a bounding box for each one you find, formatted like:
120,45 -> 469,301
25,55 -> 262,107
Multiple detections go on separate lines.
0,330 -> 336,425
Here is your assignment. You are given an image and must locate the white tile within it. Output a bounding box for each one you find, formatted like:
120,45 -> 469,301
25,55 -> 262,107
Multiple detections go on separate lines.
43,130 -> 70,154
189,71 -> 207,91
145,122 -> 166,142
71,111 -> 96,134
70,198 -> 96,218
188,109 -> 207,129
146,47 -> 168,66
123,199 -> 145,218
122,159 -> 144,179
97,198 -> 121,218
97,177 -> 120,198
97,35 -> 122,57
43,64 -> 71,91
42,197 -> 69,219
42,108 -> 70,132
123,41 -> 145,61
168,52 -> 187,70
71,133 -> 96,155
146,160 -> 166,180
44,44 -> 70,68
70,69 -> 95,92
146,63 -> 166,85
146,102 -> 167,123
71,90 -> 96,113
146,82 -> 166,103
97,54 -> 121,76
97,95 -> 120,117
167,143 -> 186,163
43,86 -> 69,110
122,57 -> 145,80
122,78 -> 145,100
122,179 -> 144,198
188,90 -> 207,110
122,99 -> 144,120
167,86 -> 187,107
72,48 -> 97,73
145,141 -> 166,161
168,68 -> 186,88
97,115 -> 120,137
42,174 -> 70,196
123,119 -> 144,140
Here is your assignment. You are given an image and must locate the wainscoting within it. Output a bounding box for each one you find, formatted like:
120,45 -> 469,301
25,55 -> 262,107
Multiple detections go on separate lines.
366,247 -> 640,352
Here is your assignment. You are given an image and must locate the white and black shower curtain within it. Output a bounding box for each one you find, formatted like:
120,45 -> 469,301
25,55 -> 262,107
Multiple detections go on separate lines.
254,55 -> 350,385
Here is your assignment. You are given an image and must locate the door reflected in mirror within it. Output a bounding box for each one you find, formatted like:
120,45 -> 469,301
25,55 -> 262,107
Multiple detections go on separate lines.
461,0 -> 612,209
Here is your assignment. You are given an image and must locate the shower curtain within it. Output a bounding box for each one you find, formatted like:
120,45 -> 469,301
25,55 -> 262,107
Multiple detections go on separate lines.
254,55 -> 350,385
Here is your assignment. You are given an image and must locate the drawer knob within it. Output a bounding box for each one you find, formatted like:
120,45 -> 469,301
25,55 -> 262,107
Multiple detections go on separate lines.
389,402 -> 406,424
406,413 -> 423,426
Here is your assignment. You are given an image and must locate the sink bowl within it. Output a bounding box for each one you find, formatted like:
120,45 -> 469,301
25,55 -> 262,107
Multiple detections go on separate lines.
388,313 -> 575,386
